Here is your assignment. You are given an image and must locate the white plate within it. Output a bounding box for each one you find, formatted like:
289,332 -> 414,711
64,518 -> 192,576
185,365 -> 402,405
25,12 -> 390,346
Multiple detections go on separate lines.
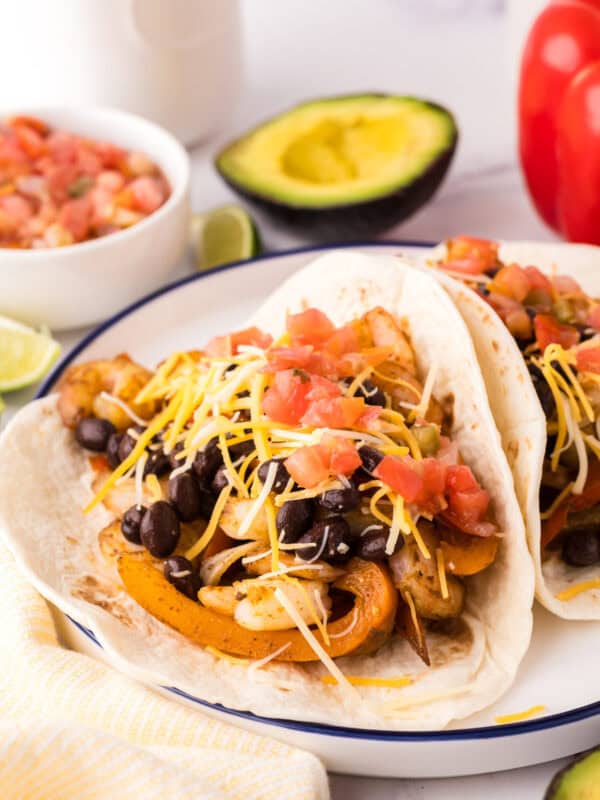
34,243 -> 600,778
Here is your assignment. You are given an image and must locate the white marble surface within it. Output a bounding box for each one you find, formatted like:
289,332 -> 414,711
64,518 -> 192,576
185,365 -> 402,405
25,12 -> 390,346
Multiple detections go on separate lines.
1,1 -> 577,798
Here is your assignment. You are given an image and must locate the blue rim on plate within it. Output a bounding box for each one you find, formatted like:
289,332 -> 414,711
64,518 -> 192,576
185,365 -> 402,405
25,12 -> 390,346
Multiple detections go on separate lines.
41,240 -> 600,742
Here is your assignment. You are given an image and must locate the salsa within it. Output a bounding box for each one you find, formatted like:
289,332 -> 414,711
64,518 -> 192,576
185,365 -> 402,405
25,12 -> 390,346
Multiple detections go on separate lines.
0,115 -> 170,249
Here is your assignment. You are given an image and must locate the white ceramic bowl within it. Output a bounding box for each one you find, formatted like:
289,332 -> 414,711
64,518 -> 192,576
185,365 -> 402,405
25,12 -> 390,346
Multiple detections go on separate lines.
0,107 -> 190,330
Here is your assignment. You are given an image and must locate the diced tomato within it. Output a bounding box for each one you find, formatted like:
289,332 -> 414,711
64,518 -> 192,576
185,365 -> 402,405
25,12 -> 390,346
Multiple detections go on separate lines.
301,396 -> 365,428
0,194 -> 33,226
262,369 -> 312,424
7,115 -> 50,136
441,511 -> 496,538
94,141 -> 127,170
412,458 -> 448,513
489,264 -> 531,303
445,236 -> 499,272
284,445 -> 329,488
305,374 -> 341,401
524,265 -> 553,294
46,131 -> 78,164
355,404 -> 383,431
576,345 -> 600,374
587,305 -> 600,330
374,456 -> 424,503
43,162 -> 80,203
264,345 -> 315,372
58,196 -> 92,241
552,275 -> 583,295
534,314 -> 579,353
505,308 -> 532,340
13,124 -> 46,158
446,464 -> 479,493
287,308 -> 336,346
448,488 -> 490,521
323,324 -> 359,357
320,434 -> 362,476
129,176 -> 165,214
206,326 -> 273,358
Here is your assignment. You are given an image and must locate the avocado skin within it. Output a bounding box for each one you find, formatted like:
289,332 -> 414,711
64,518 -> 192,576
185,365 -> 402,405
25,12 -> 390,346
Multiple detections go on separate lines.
545,749 -> 600,799
215,95 -> 458,242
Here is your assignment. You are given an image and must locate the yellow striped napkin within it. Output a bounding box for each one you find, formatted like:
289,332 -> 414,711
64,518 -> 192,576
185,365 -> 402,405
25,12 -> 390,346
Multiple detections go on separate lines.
0,541 -> 329,800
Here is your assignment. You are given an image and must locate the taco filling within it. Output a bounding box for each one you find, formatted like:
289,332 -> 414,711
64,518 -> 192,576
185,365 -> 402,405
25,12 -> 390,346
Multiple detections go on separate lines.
59,305 -> 501,673
437,237 -> 600,577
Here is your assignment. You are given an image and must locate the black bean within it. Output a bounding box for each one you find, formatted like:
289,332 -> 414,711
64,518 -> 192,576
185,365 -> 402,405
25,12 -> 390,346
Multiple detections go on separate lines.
318,485 -> 361,513
276,499 -> 314,544
164,555 -> 202,600
359,446 -> 384,474
144,449 -> 170,476
192,437 -> 223,489
121,504 -> 147,544
343,377 -> 385,407
167,441 -> 185,470
355,528 -> 403,560
528,363 -> 556,417
75,417 -> 116,452
562,530 -> 600,567
258,458 -> 290,493
576,324 -> 597,343
118,431 -> 137,463
140,501 -> 180,557
297,517 -> 352,564
168,472 -> 204,522
228,437 -> 255,460
106,432 -> 123,469
211,466 -> 230,494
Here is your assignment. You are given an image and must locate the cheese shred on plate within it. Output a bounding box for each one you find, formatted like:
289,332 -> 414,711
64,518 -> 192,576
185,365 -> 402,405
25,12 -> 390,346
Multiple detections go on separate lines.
494,705 -> 546,725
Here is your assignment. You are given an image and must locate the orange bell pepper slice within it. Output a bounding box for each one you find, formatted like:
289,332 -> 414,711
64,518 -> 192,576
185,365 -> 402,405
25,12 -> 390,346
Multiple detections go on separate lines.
118,554 -> 397,662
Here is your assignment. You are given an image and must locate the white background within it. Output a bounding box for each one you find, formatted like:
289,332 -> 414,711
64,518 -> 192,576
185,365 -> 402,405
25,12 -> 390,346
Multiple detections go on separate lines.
2,1 -> 578,797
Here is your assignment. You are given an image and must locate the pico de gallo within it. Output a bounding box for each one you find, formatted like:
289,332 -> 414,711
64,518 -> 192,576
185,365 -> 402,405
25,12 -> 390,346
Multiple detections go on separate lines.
0,115 -> 169,249
438,237 -> 600,572
58,305 -> 501,673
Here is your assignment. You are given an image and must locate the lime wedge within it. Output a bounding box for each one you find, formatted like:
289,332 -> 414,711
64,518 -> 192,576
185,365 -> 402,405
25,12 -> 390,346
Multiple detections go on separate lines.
192,205 -> 261,271
0,316 -> 61,393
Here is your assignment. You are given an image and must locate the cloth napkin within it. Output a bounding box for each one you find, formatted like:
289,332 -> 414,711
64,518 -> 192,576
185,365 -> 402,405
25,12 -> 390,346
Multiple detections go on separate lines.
0,541 -> 329,800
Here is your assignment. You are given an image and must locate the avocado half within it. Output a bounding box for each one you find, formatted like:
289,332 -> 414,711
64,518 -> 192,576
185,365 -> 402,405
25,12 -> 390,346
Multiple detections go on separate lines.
545,749 -> 600,799
215,93 -> 458,241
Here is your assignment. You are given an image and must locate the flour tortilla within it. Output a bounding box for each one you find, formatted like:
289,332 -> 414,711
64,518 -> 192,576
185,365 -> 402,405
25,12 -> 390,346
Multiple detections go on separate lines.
427,240 -> 600,619
0,251 -> 534,730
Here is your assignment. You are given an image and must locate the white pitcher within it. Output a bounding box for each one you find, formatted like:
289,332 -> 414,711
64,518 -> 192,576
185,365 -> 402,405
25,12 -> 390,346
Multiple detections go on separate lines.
0,0 -> 242,145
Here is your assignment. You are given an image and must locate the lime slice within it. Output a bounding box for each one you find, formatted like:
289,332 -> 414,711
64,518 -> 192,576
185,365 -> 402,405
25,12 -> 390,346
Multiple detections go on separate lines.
192,205 -> 261,271
0,316 -> 61,393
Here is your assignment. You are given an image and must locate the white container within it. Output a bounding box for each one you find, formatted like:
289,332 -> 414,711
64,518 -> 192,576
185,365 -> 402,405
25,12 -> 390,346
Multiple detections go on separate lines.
0,107 -> 190,331
0,0 -> 242,145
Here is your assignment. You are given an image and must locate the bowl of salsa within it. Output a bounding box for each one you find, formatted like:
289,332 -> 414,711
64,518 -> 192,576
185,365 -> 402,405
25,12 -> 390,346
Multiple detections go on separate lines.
0,107 -> 190,330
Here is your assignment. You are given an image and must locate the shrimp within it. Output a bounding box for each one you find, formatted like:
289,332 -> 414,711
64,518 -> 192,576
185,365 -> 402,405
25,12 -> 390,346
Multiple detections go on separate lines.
244,550 -> 344,582
198,585 -> 237,616
233,578 -> 331,632
57,354 -> 157,430
389,523 -> 464,620
363,307 -> 417,375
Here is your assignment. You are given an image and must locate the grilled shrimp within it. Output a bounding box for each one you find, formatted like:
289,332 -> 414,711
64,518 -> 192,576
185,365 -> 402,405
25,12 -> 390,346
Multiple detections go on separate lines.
198,585 -> 237,616
363,307 -> 417,375
57,354 -> 157,430
389,525 -> 465,620
219,497 -> 269,542
233,578 -> 331,632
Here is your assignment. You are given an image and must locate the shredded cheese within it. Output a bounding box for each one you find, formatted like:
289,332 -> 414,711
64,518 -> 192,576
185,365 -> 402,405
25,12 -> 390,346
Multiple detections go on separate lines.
555,578 -> 600,601
561,395 -> 588,494
322,675 -> 413,689
205,646 -> 249,665
248,642 -> 291,672
237,461 -> 278,538
145,473 -> 163,503
436,548 -> 449,599
329,607 -> 359,639
495,705 -> 546,725
185,484 -> 232,561
273,587 -> 358,698
370,486 -> 394,526
98,391 -> 148,427
385,495 -> 405,555
540,481 -> 574,520
134,452 -> 148,508
412,362 -> 438,420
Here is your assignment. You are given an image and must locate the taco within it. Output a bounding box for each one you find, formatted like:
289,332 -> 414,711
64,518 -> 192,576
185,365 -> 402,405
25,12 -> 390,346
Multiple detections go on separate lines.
432,237 -> 600,619
0,252 -> 533,729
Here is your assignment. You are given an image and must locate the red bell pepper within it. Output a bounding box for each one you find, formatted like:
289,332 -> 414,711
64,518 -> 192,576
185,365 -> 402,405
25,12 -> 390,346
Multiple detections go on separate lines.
518,0 -> 600,243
